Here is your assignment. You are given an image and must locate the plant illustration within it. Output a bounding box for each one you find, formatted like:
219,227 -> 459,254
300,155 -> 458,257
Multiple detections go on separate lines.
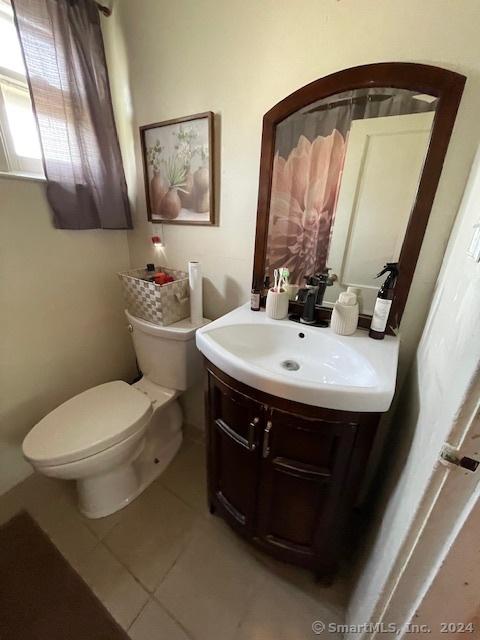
198,143 -> 209,165
162,155 -> 187,191
147,140 -> 163,172
173,125 -> 199,166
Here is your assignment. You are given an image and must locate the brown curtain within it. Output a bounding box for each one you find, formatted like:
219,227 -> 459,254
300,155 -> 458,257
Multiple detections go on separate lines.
11,0 -> 132,230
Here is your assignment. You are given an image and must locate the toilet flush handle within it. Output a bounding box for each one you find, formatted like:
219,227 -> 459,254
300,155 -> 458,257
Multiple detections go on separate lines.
127,324 -> 133,333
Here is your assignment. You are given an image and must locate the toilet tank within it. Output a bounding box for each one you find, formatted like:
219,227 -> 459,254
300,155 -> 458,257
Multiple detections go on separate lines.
126,310 -> 206,391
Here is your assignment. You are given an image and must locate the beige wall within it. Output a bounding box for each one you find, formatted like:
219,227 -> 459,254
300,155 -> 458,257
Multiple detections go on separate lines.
106,0 -> 480,431
0,177 -> 137,494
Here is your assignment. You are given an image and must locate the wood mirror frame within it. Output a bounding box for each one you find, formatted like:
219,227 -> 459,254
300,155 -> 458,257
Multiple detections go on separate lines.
252,62 -> 465,332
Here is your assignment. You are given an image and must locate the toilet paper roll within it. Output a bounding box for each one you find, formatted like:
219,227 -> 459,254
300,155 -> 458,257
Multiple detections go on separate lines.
188,261 -> 203,325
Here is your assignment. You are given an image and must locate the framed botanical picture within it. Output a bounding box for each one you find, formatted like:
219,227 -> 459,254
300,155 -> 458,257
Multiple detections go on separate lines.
140,111 -> 215,225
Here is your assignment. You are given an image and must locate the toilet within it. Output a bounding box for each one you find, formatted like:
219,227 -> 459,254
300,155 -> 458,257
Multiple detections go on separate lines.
22,310 -> 207,519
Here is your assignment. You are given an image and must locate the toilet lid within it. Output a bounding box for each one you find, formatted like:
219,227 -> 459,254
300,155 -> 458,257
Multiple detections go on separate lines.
23,381 -> 152,467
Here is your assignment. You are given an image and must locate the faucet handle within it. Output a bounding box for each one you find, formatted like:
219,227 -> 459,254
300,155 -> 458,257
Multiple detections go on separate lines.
304,274 -> 321,287
316,267 -> 337,286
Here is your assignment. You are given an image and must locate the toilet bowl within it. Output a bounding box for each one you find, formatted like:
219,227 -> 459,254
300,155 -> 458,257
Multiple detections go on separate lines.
22,312 -> 207,519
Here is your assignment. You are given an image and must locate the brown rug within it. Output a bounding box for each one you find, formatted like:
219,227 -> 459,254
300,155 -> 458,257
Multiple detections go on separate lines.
0,511 -> 130,640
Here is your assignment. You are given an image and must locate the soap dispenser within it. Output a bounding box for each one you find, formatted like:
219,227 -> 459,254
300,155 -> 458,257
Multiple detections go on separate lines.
331,291 -> 359,335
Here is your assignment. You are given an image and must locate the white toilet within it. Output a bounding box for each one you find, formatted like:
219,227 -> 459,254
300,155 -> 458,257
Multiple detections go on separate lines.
22,310 -> 207,519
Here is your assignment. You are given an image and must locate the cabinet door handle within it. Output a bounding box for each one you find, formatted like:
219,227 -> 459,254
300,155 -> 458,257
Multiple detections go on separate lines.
248,417 -> 259,451
215,418 -> 257,452
263,420 -> 273,458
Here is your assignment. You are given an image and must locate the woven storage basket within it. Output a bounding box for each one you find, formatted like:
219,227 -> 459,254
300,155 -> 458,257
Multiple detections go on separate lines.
118,266 -> 189,326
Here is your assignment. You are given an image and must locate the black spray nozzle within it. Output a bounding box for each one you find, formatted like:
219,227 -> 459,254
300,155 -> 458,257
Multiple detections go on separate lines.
375,262 -> 399,279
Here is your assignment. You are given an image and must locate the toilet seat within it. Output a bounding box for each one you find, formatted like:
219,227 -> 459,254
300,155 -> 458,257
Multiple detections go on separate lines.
23,381 -> 152,467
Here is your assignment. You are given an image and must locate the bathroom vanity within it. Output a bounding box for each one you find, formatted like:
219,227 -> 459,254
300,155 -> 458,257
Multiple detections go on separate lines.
205,361 -> 379,580
196,305 -> 399,580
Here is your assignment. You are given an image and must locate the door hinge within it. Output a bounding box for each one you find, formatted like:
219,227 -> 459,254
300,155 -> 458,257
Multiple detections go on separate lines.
439,443 -> 480,472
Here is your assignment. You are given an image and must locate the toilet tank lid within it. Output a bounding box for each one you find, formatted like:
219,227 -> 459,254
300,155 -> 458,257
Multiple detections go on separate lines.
125,310 -> 210,341
23,381 -> 152,467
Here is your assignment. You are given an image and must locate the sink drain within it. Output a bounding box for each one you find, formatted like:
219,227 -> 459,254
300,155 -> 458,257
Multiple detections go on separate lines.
281,359 -> 300,371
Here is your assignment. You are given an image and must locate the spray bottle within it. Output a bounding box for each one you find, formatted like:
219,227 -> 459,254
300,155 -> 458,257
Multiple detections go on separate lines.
369,263 -> 399,340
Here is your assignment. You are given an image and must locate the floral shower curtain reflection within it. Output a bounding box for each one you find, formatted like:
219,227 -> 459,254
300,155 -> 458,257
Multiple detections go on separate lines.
265,88 -> 436,285
266,129 -> 346,283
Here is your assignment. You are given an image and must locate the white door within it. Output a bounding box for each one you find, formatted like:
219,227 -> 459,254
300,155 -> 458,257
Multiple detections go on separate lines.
346,147 -> 480,640
374,382 -> 480,640
406,487 -> 480,639
325,111 -> 434,315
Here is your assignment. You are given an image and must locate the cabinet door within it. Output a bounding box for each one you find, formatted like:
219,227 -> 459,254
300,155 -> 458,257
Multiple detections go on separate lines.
206,372 -> 264,533
256,408 -> 357,569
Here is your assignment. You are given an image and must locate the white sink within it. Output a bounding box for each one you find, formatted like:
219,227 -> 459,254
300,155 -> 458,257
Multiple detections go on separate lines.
196,304 -> 399,412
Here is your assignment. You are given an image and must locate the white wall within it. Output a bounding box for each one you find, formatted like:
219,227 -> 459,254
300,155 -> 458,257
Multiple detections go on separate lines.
105,0 -> 480,430
0,177 -> 137,494
347,148 -> 480,635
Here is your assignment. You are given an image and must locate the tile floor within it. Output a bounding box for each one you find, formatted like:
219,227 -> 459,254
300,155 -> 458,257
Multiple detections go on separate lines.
0,424 -> 347,639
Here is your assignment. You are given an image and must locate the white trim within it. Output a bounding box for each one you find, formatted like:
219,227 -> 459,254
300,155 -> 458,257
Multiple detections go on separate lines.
0,170 -> 45,182
0,67 -> 27,86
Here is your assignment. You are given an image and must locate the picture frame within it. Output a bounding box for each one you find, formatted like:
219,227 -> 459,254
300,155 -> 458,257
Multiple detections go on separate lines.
140,111 -> 215,225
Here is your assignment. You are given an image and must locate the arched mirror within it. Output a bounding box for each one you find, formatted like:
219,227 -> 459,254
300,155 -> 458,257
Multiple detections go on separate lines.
253,63 -> 465,331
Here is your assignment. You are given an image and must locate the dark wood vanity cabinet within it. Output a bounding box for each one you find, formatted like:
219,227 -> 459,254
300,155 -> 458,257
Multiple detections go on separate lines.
205,360 -> 380,580
207,370 -> 263,534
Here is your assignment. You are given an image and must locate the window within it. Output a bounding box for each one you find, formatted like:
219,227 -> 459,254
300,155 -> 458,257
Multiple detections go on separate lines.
0,0 -> 43,177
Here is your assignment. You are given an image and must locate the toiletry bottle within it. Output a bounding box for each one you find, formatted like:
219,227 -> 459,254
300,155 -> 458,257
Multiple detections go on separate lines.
347,286 -> 362,315
369,263 -> 399,340
261,276 -> 271,306
251,277 -> 261,311
331,291 -> 359,336
145,263 -> 156,281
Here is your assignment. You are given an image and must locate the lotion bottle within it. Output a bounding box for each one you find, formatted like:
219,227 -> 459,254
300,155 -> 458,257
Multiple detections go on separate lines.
369,263 -> 399,340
